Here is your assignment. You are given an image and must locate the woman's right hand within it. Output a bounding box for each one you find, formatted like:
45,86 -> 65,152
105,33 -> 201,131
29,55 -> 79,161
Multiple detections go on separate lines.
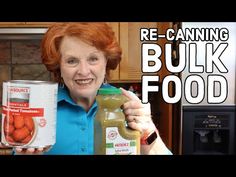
14,146 -> 51,155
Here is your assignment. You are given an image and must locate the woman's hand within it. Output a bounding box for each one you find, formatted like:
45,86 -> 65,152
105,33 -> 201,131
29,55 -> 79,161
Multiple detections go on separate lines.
120,88 -> 172,155
0,143 -> 8,149
14,146 -> 51,155
0,143 -> 13,155
120,88 -> 156,135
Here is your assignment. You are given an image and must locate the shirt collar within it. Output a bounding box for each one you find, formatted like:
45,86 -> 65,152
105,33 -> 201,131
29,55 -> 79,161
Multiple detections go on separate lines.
57,86 -> 78,106
57,83 -> 114,106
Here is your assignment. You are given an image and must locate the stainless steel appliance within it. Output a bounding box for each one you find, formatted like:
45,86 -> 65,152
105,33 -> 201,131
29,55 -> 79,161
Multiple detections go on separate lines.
181,22 -> 236,154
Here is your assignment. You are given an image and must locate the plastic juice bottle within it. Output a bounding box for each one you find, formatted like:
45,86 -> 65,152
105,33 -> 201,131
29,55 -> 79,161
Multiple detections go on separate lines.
94,88 -> 141,155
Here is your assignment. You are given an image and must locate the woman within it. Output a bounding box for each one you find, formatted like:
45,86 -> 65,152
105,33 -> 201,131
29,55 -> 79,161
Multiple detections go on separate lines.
15,22 -> 172,155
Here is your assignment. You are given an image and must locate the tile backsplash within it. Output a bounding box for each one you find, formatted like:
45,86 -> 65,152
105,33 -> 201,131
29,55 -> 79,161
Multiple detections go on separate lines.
0,39 -> 52,105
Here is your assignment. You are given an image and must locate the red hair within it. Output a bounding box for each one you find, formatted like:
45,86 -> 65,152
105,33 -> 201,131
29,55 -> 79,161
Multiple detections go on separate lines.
41,22 -> 122,82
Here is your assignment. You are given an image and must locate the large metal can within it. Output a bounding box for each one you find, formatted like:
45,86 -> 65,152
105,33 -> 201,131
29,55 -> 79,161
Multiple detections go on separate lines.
1,80 -> 58,148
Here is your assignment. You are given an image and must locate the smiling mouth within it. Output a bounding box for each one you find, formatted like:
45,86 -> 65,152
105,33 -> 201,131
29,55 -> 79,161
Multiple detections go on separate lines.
75,79 -> 93,85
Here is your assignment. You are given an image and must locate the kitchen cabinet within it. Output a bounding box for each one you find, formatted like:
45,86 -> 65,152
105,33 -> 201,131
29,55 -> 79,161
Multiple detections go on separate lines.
107,22 -> 120,81
119,22 -> 159,81
109,22 -> 173,82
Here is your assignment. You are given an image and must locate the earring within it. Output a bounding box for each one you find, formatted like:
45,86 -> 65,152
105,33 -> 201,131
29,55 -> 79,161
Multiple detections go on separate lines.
103,78 -> 108,84
103,75 -> 108,86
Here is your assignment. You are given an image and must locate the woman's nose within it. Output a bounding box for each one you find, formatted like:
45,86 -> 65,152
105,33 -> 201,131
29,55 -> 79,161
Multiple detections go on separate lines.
76,62 -> 90,75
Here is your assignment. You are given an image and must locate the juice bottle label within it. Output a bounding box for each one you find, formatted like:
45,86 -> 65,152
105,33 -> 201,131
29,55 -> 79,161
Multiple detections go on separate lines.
106,127 -> 138,155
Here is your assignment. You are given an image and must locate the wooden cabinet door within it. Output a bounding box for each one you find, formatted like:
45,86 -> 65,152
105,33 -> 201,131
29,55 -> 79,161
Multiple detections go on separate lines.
107,22 -> 120,81
119,22 -> 159,81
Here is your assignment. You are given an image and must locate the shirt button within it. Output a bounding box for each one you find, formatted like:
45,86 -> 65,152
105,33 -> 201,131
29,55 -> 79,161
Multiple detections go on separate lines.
81,127 -> 86,131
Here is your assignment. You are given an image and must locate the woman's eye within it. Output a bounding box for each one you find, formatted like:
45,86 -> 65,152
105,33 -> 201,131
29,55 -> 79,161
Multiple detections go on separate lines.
66,58 -> 78,65
89,57 -> 98,62
67,59 -> 75,64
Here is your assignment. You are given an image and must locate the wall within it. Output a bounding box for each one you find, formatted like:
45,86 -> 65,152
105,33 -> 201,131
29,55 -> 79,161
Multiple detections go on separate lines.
0,37 -> 51,105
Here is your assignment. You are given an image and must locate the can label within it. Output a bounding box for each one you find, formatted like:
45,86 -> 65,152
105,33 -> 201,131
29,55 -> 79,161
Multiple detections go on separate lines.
1,80 -> 58,148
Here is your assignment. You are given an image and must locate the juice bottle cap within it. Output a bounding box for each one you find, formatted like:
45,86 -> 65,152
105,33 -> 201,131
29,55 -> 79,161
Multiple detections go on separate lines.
97,88 -> 122,95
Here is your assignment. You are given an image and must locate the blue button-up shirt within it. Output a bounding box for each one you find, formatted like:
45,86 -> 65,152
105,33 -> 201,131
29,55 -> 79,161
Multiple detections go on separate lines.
45,84 -> 113,155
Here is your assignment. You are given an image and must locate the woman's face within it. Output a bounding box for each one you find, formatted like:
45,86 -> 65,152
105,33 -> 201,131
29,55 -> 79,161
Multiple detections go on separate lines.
60,36 -> 107,101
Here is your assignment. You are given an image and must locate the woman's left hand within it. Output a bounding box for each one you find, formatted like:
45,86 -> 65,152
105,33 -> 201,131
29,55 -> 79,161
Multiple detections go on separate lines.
121,88 -> 172,155
120,88 -> 156,135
